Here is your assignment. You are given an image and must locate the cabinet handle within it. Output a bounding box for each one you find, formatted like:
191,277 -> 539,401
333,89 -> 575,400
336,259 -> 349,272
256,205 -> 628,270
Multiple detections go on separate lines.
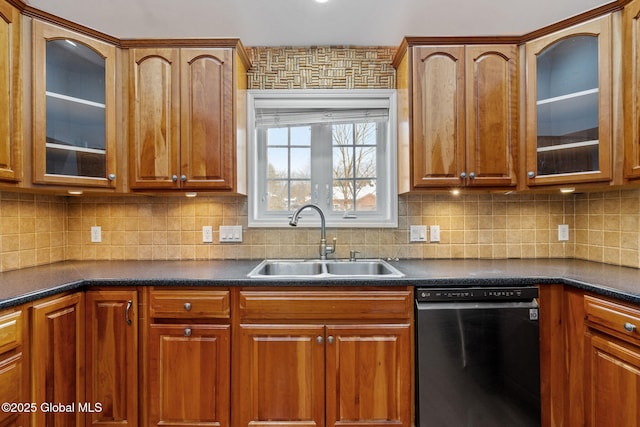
469,172 -> 476,179
108,173 -> 116,181
180,175 -> 187,182
172,175 -> 178,182
327,335 -> 334,344
125,300 -> 133,325
528,171 -> 535,179
184,328 -> 192,337
624,322 -> 637,333
316,336 -> 323,344
184,302 -> 192,312
460,172 -> 467,179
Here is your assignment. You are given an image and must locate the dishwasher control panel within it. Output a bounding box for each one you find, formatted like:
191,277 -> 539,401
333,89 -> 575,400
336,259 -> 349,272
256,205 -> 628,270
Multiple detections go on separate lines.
416,286 -> 539,302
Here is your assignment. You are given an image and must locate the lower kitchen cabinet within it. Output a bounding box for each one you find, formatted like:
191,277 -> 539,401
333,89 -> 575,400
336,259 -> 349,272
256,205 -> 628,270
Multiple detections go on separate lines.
85,290 -> 138,427
0,308 -> 28,427
584,295 -> 640,427
234,287 -> 413,427
146,289 -> 231,427
31,292 -> 85,427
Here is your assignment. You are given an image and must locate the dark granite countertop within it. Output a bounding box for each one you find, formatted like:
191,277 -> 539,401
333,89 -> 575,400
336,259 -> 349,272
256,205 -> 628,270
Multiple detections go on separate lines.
1,258 -> 639,309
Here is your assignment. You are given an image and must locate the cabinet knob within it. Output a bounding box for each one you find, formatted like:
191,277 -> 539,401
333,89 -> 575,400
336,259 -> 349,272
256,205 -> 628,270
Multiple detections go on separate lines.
327,335 -> 334,344
528,171 -> 535,179
184,302 -> 192,311
181,175 -> 187,182
316,336 -> 323,344
624,322 -> 637,333
469,172 -> 476,179
172,175 -> 178,182
108,173 -> 116,181
460,172 -> 467,179
184,328 -> 192,337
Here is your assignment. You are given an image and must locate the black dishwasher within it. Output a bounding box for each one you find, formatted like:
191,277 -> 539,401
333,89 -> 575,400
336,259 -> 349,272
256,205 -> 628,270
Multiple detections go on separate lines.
415,287 -> 541,427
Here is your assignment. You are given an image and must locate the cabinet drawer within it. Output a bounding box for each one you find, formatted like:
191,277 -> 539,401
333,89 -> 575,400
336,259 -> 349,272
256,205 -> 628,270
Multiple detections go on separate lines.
585,295 -> 640,341
239,289 -> 413,320
0,311 -> 22,354
150,290 -> 230,319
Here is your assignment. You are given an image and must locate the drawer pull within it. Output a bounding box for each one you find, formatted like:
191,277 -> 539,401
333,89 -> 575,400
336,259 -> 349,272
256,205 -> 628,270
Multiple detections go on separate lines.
624,322 -> 637,333
184,302 -> 192,312
184,328 -> 192,337
125,300 -> 133,325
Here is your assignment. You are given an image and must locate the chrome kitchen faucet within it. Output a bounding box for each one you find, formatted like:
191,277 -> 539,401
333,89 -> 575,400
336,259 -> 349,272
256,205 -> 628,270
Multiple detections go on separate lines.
289,204 -> 336,260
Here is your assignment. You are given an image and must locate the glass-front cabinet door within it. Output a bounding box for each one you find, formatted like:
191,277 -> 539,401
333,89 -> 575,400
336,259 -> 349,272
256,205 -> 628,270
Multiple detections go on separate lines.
32,20 -> 117,187
525,16 -> 612,186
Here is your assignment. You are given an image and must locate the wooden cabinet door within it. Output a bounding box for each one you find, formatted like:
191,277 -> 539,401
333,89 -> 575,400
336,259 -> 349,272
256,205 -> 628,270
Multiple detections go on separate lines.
325,324 -> 412,427
624,0 -> 640,180
0,0 -> 21,182
31,293 -> 85,427
411,46 -> 466,188
129,48 -> 181,189
0,309 -> 27,427
32,20 -> 118,187
180,48 -> 235,190
85,290 -> 138,426
148,323 -> 230,427
235,324 -> 326,427
585,333 -> 640,427
465,45 -> 518,187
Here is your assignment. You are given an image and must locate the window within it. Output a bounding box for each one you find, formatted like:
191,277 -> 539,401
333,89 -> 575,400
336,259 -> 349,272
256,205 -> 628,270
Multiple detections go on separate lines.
248,90 -> 397,227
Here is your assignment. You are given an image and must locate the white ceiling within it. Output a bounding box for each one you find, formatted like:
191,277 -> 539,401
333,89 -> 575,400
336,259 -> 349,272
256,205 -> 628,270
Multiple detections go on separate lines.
26,0 -> 611,46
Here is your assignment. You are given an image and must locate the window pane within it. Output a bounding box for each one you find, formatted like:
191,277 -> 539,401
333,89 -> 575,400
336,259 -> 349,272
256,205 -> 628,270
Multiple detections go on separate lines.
267,127 -> 288,146
267,180 -> 288,211
333,146 -> 353,179
356,180 -> 377,212
355,146 -> 376,178
333,181 -> 354,211
267,147 -> 288,177
333,124 -> 353,145
290,181 -> 311,210
355,123 -> 376,145
291,147 -> 311,179
291,126 -> 311,146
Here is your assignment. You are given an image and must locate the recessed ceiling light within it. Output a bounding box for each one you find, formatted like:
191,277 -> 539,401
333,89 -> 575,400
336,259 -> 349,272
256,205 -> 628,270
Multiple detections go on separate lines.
315,0 -> 329,3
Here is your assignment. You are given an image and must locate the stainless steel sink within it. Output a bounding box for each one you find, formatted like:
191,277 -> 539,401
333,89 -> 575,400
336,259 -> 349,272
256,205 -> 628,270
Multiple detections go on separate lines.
247,259 -> 404,279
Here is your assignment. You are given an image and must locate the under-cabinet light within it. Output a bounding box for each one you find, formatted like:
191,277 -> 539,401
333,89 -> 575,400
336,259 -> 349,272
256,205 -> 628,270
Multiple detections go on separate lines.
185,192 -> 198,198
450,189 -> 461,196
67,190 -> 83,195
560,187 -> 575,194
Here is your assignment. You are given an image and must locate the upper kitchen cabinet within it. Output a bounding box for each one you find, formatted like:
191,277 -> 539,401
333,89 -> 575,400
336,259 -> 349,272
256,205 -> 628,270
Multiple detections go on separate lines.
127,42 -> 249,193
32,19 -> 119,188
394,40 -> 518,192
0,0 -> 22,183
525,15 -> 613,186
624,0 -> 640,180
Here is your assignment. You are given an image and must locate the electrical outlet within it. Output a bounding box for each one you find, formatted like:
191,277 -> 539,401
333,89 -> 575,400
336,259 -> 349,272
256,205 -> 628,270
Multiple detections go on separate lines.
430,225 -> 441,243
202,226 -> 213,243
91,226 -> 102,243
558,224 -> 569,241
219,225 -> 243,243
409,225 -> 427,242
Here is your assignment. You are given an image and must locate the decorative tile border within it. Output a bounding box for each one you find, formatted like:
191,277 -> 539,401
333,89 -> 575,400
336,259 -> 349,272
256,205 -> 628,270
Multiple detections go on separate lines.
247,46 -> 397,89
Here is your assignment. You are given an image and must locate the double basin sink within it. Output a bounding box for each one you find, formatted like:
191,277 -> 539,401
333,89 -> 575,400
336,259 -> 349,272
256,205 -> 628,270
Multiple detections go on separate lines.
247,259 -> 405,279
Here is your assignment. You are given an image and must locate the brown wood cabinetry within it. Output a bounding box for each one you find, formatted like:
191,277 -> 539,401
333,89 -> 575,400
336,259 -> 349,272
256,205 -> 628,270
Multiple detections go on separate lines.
145,289 -> 231,427
525,15 -> 613,186
85,289 -> 138,426
128,43 -> 249,193
0,0 -> 21,183
624,0 -> 640,180
32,19 -> 119,188
584,295 -> 640,427
0,308 -> 28,427
234,287 -> 413,427
394,41 -> 518,191
31,292 -> 85,426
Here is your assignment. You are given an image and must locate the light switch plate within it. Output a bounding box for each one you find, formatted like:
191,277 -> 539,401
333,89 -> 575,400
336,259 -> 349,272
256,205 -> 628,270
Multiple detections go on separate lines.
91,226 -> 102,243
430,225 -> 441,243
558,224 -> 569,241
219,225 -> 243,243
410,225 -> 427,242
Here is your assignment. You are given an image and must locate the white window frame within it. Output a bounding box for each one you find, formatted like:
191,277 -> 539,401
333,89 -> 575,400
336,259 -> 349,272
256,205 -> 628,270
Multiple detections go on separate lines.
247,89 -> 398,228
